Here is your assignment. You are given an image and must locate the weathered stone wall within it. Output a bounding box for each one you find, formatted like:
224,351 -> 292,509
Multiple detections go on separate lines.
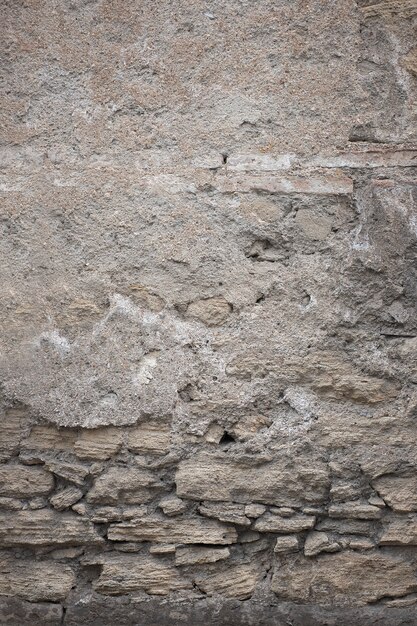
1,0 -> 417,624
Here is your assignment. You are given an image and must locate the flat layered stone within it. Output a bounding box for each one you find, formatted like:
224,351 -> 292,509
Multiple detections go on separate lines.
198,502 -> 250,526
93,555 -> 191,595
89,505 -> 147,523
254,513 -> 316,533
86,467 -> 157,504
50,547 -> 84,559
328,502 -> 382,520
22,425 -> 77,452
245,504 -> 267,518
0,465 -> 54,498
175,546 -> 230,566
45,460 -> 89,485
127,422 -> 171,455
348,537 -> 375,550
274,536 -> 300,553
271,552 -> 417,605
194,563 -> 261,600
0,497 -> 25,510
176,453 -> 329,507
0,510 -> 103,546
108,515 -> 237,545
316,519 -> 375,536
0,557 -> 75,601
50,486 -> 83,511
158,496 -> 187,517
373,476 -> 417,512
0,407 -> 31,461
149,544 -> 176,555
380,515 -> 417,545
74,427 -> 124,460
304,531 -> 341,556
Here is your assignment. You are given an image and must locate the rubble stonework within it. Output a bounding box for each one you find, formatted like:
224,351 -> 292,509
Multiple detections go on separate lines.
1,0 -> 417,624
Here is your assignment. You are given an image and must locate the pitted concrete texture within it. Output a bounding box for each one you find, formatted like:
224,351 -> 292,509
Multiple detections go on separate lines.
1,0 -> 417,624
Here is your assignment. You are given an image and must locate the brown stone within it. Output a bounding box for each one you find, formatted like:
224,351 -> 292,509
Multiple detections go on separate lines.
401,47 -> 417,76
328,502 -> 382,520
158,496 -> 187,517
50,486 -> 83,511
0,557 -> 75,602
45,460 -> 89,485
380,515 -> 417,545
254,512 -> 316,533
127,422 -> 171,455
0,406 -> 31,462
0,510 -> 103,546
86,467 -> 156,504
93,555 -> 191,595
316,519 -> 375,536
229,415 -> 272,441
50,547 -> 84,560
194,563 -> 261,600
28,497 -> 47,510
22,425 -> 77,453
74,427 -> 124,460
271,552 -> 417,605
347,537 -> 374,550
304,531 -> 341,556
175,546 -> 230,566
373,475 -> 417,512
0,497 -> 25,511
245,504 -> 267,518
108,516 -> 237,545
186,297 -> 232,326
198,502 -> 250,526
176,453 -> 329,506
0,466 -> 53,498
274,536 -> 300,553
149,544 -> 176,555
361,0 -> 417,18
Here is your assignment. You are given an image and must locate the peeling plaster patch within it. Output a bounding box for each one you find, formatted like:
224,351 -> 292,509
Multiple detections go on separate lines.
351,225 -> 370,251
409,215 -> 417,237
93,294 -> 140,336
133,352 -> 159,386
283,387 -> 315,421
3,292 -> 224,427
36,330 -> 71,357
299,293 -> 317,313
99,392 -> 119,408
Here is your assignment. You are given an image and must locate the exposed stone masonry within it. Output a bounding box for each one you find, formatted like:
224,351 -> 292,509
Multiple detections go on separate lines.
1,0 -> 417,624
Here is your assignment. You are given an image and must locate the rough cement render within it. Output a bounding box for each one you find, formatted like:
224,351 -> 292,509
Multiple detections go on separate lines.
0,0 -> 417,624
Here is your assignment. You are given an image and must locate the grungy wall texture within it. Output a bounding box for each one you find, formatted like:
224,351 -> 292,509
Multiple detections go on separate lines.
1,0 -> 417,624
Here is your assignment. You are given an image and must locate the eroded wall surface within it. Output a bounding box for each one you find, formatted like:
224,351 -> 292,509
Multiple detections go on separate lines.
1,0 -> 417,624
